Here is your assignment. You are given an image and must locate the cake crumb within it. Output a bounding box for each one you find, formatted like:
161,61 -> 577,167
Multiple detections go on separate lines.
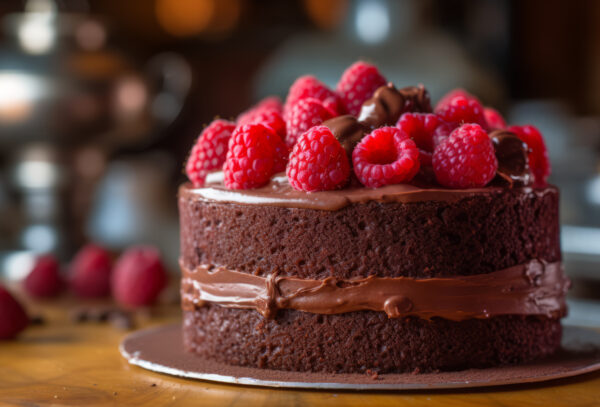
151,383 -> 157,387
365,369 -> 379,380
113,392 -> 118,396
411,367 -> 421,375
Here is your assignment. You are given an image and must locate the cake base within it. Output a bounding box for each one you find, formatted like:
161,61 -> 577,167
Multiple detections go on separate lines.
120,324 -> 600,390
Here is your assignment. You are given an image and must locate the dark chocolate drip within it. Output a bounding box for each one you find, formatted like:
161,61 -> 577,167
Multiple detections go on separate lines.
322,115 -> 368,159
397,84 -> 432,114
490,130 -> 531,187
180,260 -> 569,321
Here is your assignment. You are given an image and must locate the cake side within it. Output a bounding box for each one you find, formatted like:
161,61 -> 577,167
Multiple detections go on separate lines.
179,184 -> 560,280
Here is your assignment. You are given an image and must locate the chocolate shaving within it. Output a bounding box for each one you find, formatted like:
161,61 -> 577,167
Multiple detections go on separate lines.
490,130 -> 531,187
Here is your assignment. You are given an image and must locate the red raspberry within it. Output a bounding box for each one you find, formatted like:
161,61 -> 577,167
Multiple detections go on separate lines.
284,76 -> 342,120
238,108 -> 286,139
285,97 -> 336,149
433,123 -> 498,188
255,96 -> 282,113
396,113 -> 443,153
435,94 -> 488,129
353,126 -> 420,188
286,125 -> 350,191
24,255 -> 63,298
69,244 -> 113,298
507,124 -> 550,186
484,107 -> 506,129
435,88 -> 479,112
111,246 -> 167,308
186,119 -> 236,187
224,123 -> 288,189
336,61 -> 387,116
0,285 -> 28,339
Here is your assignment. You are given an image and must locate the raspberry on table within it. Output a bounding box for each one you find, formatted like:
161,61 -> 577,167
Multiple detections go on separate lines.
286,125 -> 350,191
433,123 -> 498,188
284,75 -> 343,121
285,97 -> 336,149
352,126 -> 420,188
0,285 -> 29,339
507,124 -> 550,186
111,246 -> 167,308
224,123 -> 288,189
186,119 -> 236,187
336,61 -> 387,116
484,107 -> 507,129
24,255 -> 63,298
69,244 -> 113,298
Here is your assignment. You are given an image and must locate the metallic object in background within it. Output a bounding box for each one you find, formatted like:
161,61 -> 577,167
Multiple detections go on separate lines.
0,0 -> 191,279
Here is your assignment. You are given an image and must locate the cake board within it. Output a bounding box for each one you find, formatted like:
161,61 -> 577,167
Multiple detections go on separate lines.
120,323 -> 600,390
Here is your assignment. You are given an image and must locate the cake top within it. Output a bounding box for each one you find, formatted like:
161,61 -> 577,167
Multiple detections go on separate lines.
184,61 -> 551,193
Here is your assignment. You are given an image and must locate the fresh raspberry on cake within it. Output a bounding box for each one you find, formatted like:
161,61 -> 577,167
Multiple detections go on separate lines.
255,96 -> 282,113
237,107 -> 286,139
0,285 -> 28,339
224,123 -> 288,189
435,88 -> 480,112
186,119 -> 236,187
433,123 -> 498,188
112,246 -> 167,308
285,97 -> 336,149
69,244 -> 113,298
507,124 -> 551,186
435,93 -> 488,129
484,107 -> 507,129
396,113 -> 443,153
24,255 -> 63,298
284,75 -> 343,121
353,126 -> 420,188
287,125 -> 350,191
336,61 -> 387,116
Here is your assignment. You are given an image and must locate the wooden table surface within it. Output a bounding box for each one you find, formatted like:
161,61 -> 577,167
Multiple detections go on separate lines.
1,299 -> 600,407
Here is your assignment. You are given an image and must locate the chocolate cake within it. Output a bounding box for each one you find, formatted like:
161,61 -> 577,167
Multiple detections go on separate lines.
179,62 -> 569,374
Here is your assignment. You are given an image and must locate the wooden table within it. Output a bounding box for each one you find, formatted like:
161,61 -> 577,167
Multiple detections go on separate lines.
1,299 -> 599,407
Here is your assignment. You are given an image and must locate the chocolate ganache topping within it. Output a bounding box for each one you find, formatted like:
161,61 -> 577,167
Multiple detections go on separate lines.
490,130 -> 532,187
181,172 -> 554,211
181,260 -> 569,321
322,115 -> 368,159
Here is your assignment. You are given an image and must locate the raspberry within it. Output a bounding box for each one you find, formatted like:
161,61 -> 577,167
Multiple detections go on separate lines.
0,285 -> 28,339
396,113 -> 442,153
111,246 -> 167,308
352,126 -> 420,188
286,125 -> 350,191
238,108 -> 286,139
434,94 -> 487,129
336,61 -> 387,116
435,88 -> 479,112
224,123 -> 288,189
255,96 -> 282,113
69,244 -> 113,298
433,123 -> 498,188
24,255 -> 63,298
284,75 -> 343,121
507,124 -> 550,186
285,97 -> 336,149
484,107 -> 506,129
186,119 -> 236,187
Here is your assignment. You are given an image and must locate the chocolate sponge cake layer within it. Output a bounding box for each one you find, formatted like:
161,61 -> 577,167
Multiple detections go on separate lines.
179,186 -> 560,280
183,307 -> 562,374
178,184 -> 563,373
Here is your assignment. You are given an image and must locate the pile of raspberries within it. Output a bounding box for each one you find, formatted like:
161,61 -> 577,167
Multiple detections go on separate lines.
186,61 -> 550,192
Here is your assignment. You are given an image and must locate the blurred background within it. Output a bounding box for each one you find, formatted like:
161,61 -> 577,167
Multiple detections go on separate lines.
0,0 -> 598,316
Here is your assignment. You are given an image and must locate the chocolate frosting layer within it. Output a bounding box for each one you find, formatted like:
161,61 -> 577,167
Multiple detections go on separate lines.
181,260 -> 569,321
181,172 -> 554,211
